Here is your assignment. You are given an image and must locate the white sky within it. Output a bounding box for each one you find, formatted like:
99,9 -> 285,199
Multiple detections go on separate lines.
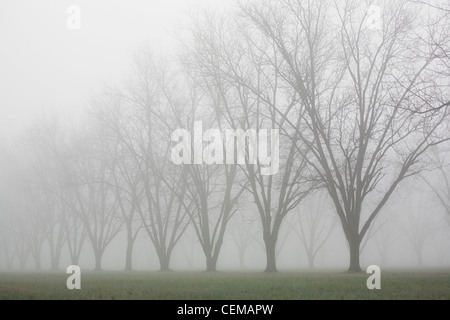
0,0 -> 230,141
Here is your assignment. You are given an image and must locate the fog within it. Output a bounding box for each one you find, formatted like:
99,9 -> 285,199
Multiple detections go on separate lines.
0,0 -> 449,273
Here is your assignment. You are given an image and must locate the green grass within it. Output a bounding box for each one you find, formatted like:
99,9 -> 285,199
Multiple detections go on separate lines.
0,270 -> 449,300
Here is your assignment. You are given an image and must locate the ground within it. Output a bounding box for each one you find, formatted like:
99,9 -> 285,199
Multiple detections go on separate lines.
0,269 -> 449,299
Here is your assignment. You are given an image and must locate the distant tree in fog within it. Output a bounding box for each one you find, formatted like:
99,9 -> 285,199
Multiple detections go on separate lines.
95,49 -> 191,271
27,121 -> 71,270
403,198 -> 438,266
55,135 -> 89,266
230,210 -> 260,269
291,193 -> 336,269
9,124 -> 64,270
92,99 -> 143,271
65,126 -> 123,271
373,216 -> 398,267
423,147 -> 450,226
179,229 -> 199,270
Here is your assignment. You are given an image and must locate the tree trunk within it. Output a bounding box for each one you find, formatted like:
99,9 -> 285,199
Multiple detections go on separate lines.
94,250 -> 102,271
417,251 -> 423,266
50,247 -> 62,271
159,253 -> 171,271
264,237 -> 278,272
307,252 -> 314,269
205,256 -> 217,272
125,243 -> 133,271
348,238 -> 362,272
238,249 -> 245,270
124,224 -> 133,271
70,254 -> 79,266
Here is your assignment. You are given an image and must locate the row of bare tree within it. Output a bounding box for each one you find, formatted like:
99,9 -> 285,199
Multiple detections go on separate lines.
0,0 -> 449,272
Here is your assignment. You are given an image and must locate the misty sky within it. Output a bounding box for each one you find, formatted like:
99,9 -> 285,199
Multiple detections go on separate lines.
0,0 -> 229,141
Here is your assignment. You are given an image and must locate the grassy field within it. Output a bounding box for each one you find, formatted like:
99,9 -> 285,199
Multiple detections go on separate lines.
0,270 -> 449,300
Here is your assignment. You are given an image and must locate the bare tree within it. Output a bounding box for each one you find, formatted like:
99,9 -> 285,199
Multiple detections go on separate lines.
110,149 -> 142,271
290,192 -> 336,269
167,72 -> 247,271
12,222 -> 30,270
13,127 -> 56,271
22,195 -> 46,270
67,127 -> 123,271
91,110 -> 144,271
55,135 -> 88,266
27,121 -> 70,270
40,192 -> 66,270
84,106 -> 143,271
61,194 -> 86,266
185,10 -> 317,272
179,228 -> 199,270
229,210 -> 259,269
403,197 -> 438,266
96,49 -> 191,271
238,0 -> 450,271
373,216 -> 398,267
181,148 -> 245,272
